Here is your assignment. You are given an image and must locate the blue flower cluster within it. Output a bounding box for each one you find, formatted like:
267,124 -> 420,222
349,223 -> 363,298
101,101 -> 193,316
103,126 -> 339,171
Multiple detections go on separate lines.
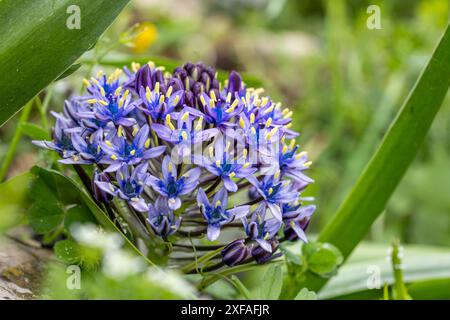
33,62 -> 315,268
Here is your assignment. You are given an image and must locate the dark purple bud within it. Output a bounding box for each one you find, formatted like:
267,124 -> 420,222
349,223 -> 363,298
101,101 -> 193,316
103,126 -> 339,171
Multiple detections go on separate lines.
221,239 -> 250,267
135,64 -> 152,92
227,71 -> 242,94
92,170 -> 113,203
251,239 -> 280,264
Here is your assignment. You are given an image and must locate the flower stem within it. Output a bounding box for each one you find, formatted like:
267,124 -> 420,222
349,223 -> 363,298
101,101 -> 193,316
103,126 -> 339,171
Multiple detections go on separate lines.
0,100 -> 33,182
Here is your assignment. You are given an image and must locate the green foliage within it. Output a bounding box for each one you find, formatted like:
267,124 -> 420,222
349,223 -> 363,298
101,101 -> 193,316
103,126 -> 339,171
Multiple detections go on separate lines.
303,242 -> 343,277
0,172 -> 30,232
19,122 -> 50,141
259,265 -> 283,300
291,23 -> 450,296
0,0 -> 130,126
294,288 -> 317,300
318,243 -> 450,299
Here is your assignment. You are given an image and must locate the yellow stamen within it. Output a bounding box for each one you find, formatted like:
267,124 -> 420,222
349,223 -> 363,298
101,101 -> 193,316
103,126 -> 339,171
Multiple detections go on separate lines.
215,160 -> 221,167
181,112 -> 189,122
274,170 -> 280,179
229,172 -> 236,178
100,86 -> 106,96
242,162 -> 250,169
72,155 -> 79,162
215,200 -> 221,208
268,187 -> 273,195
251,127 -> 256,135
173,95 -> 180,106
159,94 -> 165,104
114,86 -> 122,96
105,140 -> 112,147
304,161 -> 312,168
282,145 -> 288,154
282,108 -> 290,115
130,150 -> 136,156
239,117 -> 245,129
284,111 -> 293,119
144,138 -> 151,149
168,162 -> 173,172
110,154 -> 117,160
250,113 -> 255,124
117,126 -> 123,137
200,95 -> 206,106
166,86 -> 173,98
209,99 -> 215,108
265,117 -> 272,128
289,139 -> 296,149
154,82 -> 160,93
145,86 -> 152,101
226,92 -> 232,103
261,97 -> 269,106
181,131 -> 188,141
195,116 -> 203,131
87,99 -> 98,104
83,79 -> 90,87
132,126 -> 139,136
209,147 -> 214,158
242,149 -> 248,159
210,90 -> 217,102
98,100 -> 108,106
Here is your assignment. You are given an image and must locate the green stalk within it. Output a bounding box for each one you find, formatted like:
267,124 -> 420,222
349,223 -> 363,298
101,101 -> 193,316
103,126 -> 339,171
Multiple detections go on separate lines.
0,100 -> 33,181
391,241 -> 411,300
289,24 -> 450,296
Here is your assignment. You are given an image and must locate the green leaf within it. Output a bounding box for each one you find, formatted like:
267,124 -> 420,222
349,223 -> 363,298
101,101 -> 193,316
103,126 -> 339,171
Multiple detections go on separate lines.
230,275 -> 252,300
259,265 -> 283,300
30,166 -> 155,266
55,63 -> 82,82
54,239 -> 81,264
317,243 -> 450,300
19,122 -> 50,140
64,204 -> 96,230
305,242 -> 343,276
28,201 -> 64,234
0,0 -> 130,126
294,288 -> 317,300
292,24 -> 450,295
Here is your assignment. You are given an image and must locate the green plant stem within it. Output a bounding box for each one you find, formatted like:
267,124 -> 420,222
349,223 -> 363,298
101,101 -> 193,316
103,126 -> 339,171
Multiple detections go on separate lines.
0,100 -> 33,182
288,23 -> 450,296
391,241 -> 410,300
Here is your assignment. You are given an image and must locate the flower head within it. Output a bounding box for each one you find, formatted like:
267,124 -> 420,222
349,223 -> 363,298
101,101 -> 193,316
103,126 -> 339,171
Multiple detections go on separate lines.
147,196 -> 182,238
147,156 -> 200,209
197,187 -> 249,241
32,61 -> 316,272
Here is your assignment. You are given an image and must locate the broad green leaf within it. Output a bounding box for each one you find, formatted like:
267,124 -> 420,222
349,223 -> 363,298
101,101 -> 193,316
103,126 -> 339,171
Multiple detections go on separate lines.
292,24 -> 450,295
19,122 -> 50,140
318,243 -> 450,300
55,63 -> 82,82
259,265 -> 283,300
54,239 -> 81,264
30,166 -> 154,266
307,243 -> 343,276
0,0 -> 130,126
28,201 -> 64,234
230,275 -> 252,300
64,204 -> 96,230
294,288 -> 317,300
